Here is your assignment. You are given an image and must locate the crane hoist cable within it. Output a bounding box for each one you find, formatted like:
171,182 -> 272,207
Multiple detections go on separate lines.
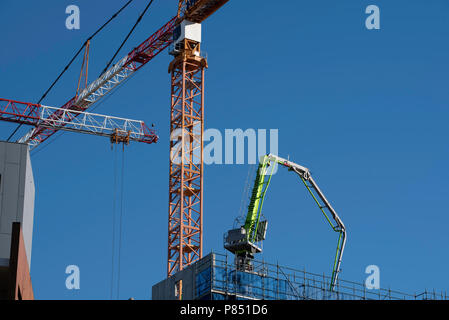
110,144 -> 127,300
116,144 -> 126,299
224,154 -> 347,291
6,0 -> 134,142
101,0 -> 156,76
110,144 -> 118,300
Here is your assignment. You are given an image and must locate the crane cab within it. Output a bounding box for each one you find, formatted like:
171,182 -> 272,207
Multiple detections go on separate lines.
170,20 -> 202,56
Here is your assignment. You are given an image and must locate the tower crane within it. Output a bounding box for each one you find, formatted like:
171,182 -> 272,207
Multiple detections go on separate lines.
224,154 -> 347,291
167,0 -> 230,277
5,0 -> 230,278
17,1 -> 228,152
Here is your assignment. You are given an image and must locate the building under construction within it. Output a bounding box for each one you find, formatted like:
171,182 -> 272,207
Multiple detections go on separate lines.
0,0 -> 447,301
153,252 -> 447,301
0,142 -> 34,299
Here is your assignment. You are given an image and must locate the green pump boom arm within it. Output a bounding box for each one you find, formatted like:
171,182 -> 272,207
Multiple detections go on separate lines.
243,155 -> 274,243
265,154 -> 347,290
236,154 -> 347,291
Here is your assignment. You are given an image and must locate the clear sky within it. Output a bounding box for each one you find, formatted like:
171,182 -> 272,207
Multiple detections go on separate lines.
0,0 -> 448,299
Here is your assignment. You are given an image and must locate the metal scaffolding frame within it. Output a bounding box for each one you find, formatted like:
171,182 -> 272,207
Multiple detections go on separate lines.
194,253 -> 448,301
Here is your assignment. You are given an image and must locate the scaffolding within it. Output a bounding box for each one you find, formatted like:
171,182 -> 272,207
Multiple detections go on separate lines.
191,252 -> 447,301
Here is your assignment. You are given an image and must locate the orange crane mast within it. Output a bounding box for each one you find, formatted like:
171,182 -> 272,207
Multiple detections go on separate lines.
167,0 -> 229,277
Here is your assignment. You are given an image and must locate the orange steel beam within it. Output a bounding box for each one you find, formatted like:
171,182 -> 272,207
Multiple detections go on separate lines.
178,0 -> 230,23
167,39 -> 207,277
75,40 -> 90,100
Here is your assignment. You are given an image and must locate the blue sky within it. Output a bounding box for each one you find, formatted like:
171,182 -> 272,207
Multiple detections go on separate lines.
0,0 -> 448,299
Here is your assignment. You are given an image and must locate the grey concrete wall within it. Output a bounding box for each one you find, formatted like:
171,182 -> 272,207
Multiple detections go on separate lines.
152,253 -> 214,300
0,141 -> 35,268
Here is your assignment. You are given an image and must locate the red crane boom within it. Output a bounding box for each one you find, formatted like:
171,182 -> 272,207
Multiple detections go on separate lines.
19,16 -> 177,148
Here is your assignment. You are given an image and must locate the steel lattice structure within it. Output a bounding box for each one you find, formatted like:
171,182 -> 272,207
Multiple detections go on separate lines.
167,39 -> 207,276
0,98 -> 157,146
18,1 -> 230,148
3,0 -> 230,279
19,17 -> 177,148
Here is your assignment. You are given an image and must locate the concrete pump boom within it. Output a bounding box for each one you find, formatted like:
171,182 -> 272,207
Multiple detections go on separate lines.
224,154 -> 347,291
267,154 -> 347,289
